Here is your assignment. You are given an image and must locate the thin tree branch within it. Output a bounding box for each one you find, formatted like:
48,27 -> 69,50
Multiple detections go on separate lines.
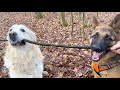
0,39 -> 91,49
24,39 -> 91,49
0,39 -> 8,41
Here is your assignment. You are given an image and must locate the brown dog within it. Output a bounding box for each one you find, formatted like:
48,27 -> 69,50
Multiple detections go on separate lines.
90,14 -> 120,78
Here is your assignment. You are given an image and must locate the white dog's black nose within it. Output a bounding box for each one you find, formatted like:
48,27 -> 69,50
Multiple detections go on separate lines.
9,31 -> 17,42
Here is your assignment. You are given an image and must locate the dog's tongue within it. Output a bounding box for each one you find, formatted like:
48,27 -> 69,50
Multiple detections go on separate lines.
92,51 -> 104,61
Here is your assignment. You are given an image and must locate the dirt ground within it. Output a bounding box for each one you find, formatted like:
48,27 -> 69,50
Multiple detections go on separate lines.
0,12 -> 119,78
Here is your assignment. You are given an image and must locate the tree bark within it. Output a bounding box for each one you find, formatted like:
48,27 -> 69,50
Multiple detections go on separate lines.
61,12 -> 68,27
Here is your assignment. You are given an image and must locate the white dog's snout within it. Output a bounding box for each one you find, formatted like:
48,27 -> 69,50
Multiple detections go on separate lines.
7,24 -> 37,46
9,31 -> 17,42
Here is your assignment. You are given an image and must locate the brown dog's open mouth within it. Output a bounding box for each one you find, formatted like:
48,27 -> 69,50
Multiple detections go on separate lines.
92,51 -> 107,61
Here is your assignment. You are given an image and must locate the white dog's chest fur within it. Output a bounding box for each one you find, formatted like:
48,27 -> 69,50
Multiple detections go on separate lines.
4,45 -> 44,78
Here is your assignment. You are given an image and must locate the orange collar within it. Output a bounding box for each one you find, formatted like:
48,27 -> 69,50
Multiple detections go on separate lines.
93,60 -> 120,76
93,62 -> 110,76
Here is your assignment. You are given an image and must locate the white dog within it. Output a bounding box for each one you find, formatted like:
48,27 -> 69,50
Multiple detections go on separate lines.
4,24 -> 44,78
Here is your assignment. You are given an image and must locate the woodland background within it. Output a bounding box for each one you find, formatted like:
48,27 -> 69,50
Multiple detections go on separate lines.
0,12 -> 119,78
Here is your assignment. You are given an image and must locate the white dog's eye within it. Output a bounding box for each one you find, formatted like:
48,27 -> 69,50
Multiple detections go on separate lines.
10,29 -> 12,31
20,29 -> 25,32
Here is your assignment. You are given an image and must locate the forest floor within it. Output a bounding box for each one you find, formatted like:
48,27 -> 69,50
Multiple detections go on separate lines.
0,12 -> 119,78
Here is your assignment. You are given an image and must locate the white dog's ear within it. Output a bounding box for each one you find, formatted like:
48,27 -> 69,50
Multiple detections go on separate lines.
29,30 -> 37,42
22,25 -> 37,42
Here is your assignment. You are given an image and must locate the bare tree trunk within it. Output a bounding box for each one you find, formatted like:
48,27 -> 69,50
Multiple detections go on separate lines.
61,12 -> 68,27
82,12 -> 85,44
36,12 -> 44,19
71,12 -> 74,36
79,12 -> 82,37
97,12 -> 98,17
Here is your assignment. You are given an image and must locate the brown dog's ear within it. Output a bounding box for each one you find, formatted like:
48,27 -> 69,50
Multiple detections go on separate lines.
109,14 -> 120,31
93,16 -> 99,28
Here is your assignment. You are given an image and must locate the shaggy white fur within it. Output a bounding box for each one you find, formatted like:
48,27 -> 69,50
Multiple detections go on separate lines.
4,24 -> 44,78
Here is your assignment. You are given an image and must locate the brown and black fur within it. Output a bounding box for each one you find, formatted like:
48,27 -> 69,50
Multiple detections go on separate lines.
90,14 -> 120,78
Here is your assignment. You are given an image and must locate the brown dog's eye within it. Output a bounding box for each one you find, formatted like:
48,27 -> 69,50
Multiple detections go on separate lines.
96,32 -> 99,36
105,34 -> 112,40
105,34 -> 109,39
20,29 -> 25,32
92,32 -> 99,38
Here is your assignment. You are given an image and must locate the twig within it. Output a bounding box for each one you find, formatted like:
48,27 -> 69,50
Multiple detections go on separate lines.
24,39 -> 91,49
0,39 -> 91,49
0,40 -> 8,41
0,40 -> 7,50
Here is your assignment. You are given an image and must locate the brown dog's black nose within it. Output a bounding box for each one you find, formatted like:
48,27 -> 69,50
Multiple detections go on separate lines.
9,31 -> 17,42
91,45 -> 102,52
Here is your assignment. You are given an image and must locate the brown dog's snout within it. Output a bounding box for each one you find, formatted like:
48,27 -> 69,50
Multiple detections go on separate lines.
91,45 -> 102,52
9,31 -> 17,42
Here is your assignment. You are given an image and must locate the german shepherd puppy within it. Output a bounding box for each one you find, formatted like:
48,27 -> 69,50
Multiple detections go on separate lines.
90,14 -> 120,78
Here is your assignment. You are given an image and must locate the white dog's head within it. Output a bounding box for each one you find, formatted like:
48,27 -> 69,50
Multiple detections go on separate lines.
7,24 -> 36,47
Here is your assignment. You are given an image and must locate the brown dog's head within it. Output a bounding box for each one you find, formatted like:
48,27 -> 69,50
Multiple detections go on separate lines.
90,15 -> 120,61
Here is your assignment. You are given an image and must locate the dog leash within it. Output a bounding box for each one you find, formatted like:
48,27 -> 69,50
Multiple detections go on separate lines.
93,60 -> 120,76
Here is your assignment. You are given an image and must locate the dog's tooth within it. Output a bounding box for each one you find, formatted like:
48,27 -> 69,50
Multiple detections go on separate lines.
93,57 -> 99,60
